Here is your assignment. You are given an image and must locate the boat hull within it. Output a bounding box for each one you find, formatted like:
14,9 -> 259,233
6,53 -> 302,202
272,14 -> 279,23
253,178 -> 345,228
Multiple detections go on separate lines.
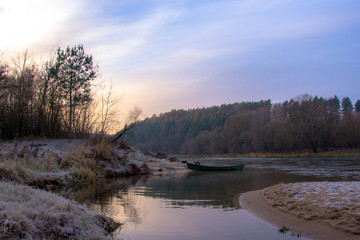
186,163 -> 245,171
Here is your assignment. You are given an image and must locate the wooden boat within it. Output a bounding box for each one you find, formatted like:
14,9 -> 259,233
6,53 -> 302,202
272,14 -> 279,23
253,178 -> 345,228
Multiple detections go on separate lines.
186,162 -> 245,171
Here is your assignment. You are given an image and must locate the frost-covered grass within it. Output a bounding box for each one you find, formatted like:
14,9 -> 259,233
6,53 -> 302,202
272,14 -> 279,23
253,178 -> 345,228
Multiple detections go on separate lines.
0,181 -> 120,240
0,160 -> 71,188
0,139 -> 151,188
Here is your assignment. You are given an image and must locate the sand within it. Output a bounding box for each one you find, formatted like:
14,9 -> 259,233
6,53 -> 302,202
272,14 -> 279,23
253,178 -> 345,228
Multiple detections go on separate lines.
240,182 -> 360,240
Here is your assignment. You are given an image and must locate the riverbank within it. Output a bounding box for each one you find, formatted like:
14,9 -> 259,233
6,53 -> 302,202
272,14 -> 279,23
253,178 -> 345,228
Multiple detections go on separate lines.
0,139 -> 188,188
0,181 -> 120,239
240,182 -> 360,240
0,139 -> 189,239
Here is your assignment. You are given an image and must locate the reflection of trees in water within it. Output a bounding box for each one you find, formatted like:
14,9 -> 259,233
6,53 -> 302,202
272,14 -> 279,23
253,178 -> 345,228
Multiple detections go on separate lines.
132,171 -> 253,209
69,176 -> 149,225
144,172 -> 246,209
136,169 -> 323,210
65,166 -> 325,226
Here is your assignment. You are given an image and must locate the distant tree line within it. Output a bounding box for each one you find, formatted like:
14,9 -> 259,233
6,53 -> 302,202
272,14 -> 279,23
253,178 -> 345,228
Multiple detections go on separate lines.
0,45 -> 129,139
124,96 -> 360,154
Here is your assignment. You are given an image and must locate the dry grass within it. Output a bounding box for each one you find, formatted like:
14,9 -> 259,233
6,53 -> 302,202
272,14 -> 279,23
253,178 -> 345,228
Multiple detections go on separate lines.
0,181 -> 120,240
0,141 -> 105,186
90,139 -> 114,161
0,139 -> 151,188
0,161 -> 70,189
62,147 -> 101,184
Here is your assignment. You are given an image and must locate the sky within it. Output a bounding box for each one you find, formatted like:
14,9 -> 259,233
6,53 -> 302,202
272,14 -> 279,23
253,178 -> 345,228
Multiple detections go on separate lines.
0,0 -> 360,117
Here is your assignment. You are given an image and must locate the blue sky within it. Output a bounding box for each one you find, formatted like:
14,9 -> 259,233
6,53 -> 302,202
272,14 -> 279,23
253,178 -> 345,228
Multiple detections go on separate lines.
1,0 -> 360,116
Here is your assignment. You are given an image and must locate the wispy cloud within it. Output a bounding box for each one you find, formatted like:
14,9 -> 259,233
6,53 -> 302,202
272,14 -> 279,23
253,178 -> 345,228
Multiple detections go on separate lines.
1,0 -> 359,115
87,7 -> 181,67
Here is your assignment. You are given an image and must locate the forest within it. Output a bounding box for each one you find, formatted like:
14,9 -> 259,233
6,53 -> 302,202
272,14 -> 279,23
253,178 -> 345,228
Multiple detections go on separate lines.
124,96 -> 360,154
0,45 -> 134,140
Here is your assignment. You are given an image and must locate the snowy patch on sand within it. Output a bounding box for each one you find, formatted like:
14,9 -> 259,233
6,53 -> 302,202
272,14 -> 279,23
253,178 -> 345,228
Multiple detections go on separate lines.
262,182 -> 360,234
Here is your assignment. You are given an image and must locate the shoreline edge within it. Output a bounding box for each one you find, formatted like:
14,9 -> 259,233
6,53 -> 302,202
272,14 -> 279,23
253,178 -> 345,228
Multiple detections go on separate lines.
239,190 -> 359,240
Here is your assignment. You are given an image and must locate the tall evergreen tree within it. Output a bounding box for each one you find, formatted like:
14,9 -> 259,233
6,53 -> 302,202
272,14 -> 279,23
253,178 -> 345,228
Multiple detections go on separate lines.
341,97 -> 354,113
52,45 -> 97,137
327,95 -> 340,115
355,99 -> 360,112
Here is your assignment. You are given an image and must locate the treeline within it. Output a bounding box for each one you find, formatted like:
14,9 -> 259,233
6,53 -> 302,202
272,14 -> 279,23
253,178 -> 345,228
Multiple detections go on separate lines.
124,95 -> 360,154
0,45 -> 117,139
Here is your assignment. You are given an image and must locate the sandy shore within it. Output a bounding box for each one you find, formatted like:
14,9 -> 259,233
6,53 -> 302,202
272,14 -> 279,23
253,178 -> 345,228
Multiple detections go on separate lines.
240,182 -> 360,240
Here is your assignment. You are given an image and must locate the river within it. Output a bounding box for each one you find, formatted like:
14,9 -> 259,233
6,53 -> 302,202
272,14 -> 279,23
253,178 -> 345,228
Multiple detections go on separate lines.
73,157 -> 360,240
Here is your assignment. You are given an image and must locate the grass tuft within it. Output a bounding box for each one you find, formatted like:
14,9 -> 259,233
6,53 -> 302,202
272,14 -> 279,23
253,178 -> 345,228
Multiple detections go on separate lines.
90,139 -> 114,161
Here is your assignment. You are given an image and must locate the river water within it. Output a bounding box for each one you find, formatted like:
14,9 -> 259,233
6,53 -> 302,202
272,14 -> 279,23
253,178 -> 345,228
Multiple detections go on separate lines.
73,157 -> 360,240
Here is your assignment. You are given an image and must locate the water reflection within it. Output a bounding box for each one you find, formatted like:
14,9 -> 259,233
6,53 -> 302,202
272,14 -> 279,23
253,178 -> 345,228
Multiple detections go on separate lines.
72,177 -> 146,225
71,157 -> 360,240
131,169 -> 323,210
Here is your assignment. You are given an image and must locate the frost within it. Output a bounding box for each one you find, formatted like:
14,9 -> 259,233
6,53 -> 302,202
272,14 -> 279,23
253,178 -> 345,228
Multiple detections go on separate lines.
0,181 -> 120,239
263,182 -> 360,234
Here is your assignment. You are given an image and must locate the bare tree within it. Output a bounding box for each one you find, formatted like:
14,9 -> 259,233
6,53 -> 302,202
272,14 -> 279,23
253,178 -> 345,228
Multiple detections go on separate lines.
111,106 -> 142,142
10,51 -> 39,136
96,81 -> 123,136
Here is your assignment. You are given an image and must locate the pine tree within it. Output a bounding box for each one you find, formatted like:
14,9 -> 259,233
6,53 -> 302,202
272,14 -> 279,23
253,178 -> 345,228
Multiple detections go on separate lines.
53,45 -> 97,137
355,99 -> 360,112
341,97 -> 354,113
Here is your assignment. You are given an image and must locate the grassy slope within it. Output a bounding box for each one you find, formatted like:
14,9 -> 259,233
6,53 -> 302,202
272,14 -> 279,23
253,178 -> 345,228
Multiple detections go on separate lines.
0,139 -> 150,188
